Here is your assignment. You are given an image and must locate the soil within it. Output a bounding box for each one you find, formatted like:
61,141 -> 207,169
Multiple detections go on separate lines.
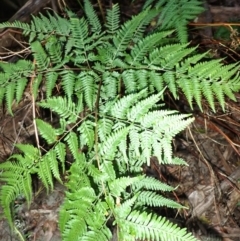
1,0 -> 240,241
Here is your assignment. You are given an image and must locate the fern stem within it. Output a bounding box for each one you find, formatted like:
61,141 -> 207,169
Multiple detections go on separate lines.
13,226 -> 26,241
95,79 -> 107,195
31,60 -> 40,150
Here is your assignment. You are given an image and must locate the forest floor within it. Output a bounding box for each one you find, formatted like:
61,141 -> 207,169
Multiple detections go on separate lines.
1,0 -> 240,240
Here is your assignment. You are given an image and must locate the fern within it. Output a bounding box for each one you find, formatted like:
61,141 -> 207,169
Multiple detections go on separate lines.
143,0 -> 204,43
0,0 -> 239,240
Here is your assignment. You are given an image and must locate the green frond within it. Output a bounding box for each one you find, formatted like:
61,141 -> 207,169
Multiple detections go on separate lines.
105,4 -> 120,35
137,191 -> 184,209
140,130 -> 154,164
164,46 -> 196,69
46,149 -> 62,183
64,132 -> 82,161
109,176 -> 143,197
38,97 -> 79,124
163,71 -> 178,99
61,70 -> 76,99
122,70 -> 137,93
0,20 -> 31,36
31,12 -> 70,41
1,183 -> 20,227
212,82 -> 225,111
133,176 -> 175,192
21,174 -> 33,207
5,82 -> 15,115
133,8 -> 160,42
154,0 -> 204,43
46,12 -> 70,36
77,71 -> 97,110
201,79 -> 215,112
80,228 -> 112,241
15,144 -> 40,162
45,71 -> 58,98
54,142 -> 66,173
59,186 -> 97,241
127,91 -> 164,122
139,110 -> 177,128
78,120 -> 95,151
0,144 -> 41,227
112,9 -> 153,59
97,118 -> 114,141
178,52 -> 209,71
129,30 -> 174,66
84,0 -> 101,33
38,154 -> 54,191
101,71 -> 119,99
143,0 -> 155,8
45,35 -> 63,65
110,89 -> 147,119
31,41 -> 50,71
36,119 -> 58,144
146,43 -> 188,66
0,87 -> 5,105
100,161 -> 116,182
100,127 -> 129,161
171,157 -> 188,165
69,17 -> 89,50
126,211 -> 197,241
16,78 -> 28,103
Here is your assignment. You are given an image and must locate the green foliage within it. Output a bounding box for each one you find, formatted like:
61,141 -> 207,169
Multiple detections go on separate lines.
0,0 -> 239,240
143,0 -> 204,43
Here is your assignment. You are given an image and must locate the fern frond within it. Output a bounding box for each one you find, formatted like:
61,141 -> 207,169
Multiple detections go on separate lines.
38,154 -> 54,191
61,70 -> 76,99
69,17 -> 89,50
0,21 -> 32,36
15,144 -> 40,162
5,82 -> 15,115
0,87 -> 5,105
15,78 -> 28,103
109,176 -> 143,197
152,0 -> 204,43
137,191 -> 184,209
36,119 -> 58,144
45,35 -> 63,65
105,4 -> 120,35
127,91 -> 164,122
97,118 -> 114,141
38,97 -> 79,124
126,211 -> 197,241
59,186 -> 97,241
78,120 -> 95,151
54,142 -> 66,173
84,0 -> 101,33
133,176 -> 175,192
47,149 -> 62,183
45,71 -> 58,98
101,71 -> 119,99
77,71 -> 97,110
110,89 -> 147,119
112,9 -> 153,60
64,132 -> 82,161
100,127 -> 129,161
1,179 -> 22,227
31,41 -> 50,71
129,30 -> 174,66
